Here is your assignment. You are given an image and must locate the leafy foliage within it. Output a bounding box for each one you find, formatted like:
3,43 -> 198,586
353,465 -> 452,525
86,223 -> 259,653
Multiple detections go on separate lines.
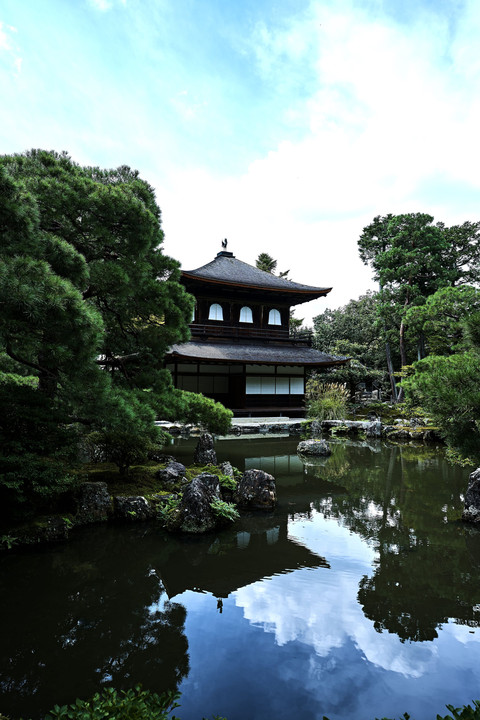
43,685 -> 180,720
402,290 -> 480,461
217,473 -> 237,491
357,213 -> 480,401
313,291 -> 387,393
406,286 -> 480,356
158,495 -> 182,523
209,498 -> 240,523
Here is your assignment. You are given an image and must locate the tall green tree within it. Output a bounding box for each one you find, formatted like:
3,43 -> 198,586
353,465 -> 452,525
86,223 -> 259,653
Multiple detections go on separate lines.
405,285 -> 480,356
0,151 -> 199,511
402,287 -> 480,462
402,316 -> 480,462
255,252 -> 277,274
358,213 -> 463,400
437,220 -> 480,286
255,251 -> 290,278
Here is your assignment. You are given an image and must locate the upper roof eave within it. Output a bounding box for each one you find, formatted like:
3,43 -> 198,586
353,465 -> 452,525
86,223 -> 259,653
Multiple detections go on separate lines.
181,253 -> 331,297
181,272 -> 332,298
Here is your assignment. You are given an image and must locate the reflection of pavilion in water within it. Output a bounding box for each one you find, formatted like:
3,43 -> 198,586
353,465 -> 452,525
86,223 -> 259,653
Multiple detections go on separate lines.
156,442 -> 342,600
157,510 -> 329,600
245,452 -> 304,486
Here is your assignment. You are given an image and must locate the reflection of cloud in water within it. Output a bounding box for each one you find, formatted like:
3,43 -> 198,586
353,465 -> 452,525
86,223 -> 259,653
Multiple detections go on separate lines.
234,511 -> 437,678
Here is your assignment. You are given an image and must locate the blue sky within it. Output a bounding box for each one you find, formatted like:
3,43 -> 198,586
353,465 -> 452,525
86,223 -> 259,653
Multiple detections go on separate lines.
1,0 -> 480,323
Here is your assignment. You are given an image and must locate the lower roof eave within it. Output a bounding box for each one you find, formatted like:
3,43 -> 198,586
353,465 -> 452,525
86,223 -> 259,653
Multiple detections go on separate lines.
167,354 -> 347,368
166,341 -> 349,367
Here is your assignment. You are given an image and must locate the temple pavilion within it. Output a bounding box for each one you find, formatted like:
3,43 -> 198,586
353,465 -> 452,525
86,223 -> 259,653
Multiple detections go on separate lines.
165,248 -> 347,417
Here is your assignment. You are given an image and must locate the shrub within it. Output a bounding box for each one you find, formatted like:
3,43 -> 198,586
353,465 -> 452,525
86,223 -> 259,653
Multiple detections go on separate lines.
176,391 -> 232,435
305,379 -> 349,421
85,430 -> 169,477
43,685 -> 180,720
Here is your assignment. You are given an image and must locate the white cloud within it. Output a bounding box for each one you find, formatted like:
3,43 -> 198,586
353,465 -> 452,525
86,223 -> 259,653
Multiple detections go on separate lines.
3,0 -> 480,322
156,0 -> 480,323
0,21 -> 15,50
0,21 -> 22,76
233,513 -> 435,678
88,0 -> 126,11
170,90 -> 207,122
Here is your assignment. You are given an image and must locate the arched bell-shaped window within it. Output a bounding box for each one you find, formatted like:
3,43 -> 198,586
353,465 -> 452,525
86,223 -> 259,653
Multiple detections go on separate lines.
208,303 -> 223,321
268,308 -> 281,325
239,306 -> 253,323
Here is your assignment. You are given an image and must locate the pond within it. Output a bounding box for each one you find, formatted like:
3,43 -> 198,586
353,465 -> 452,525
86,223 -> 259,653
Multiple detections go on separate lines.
1,436 -> 480,720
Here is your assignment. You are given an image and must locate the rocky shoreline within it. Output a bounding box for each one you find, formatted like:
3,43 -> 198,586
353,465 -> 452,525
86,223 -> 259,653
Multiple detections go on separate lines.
0,434 -> 278,551
4,426 -> 478,552
160,416 -> 443,443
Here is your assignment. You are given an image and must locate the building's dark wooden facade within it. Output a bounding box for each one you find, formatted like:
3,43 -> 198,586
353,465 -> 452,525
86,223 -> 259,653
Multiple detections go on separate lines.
165,250 -> 347,417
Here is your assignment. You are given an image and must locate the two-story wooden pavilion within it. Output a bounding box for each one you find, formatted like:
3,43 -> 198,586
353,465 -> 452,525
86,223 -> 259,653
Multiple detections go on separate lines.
165,249 -> 347,416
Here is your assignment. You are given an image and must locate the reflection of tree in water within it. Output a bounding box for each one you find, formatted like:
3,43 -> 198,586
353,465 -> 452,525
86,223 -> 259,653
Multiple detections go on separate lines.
0,525 -> 189,720
302,441 -> 351,485
309,441 -> 480,641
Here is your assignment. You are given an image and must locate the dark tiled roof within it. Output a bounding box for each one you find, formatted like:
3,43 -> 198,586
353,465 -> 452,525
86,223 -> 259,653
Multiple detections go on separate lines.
167,341 -> 348,366
182,252 -> 331,297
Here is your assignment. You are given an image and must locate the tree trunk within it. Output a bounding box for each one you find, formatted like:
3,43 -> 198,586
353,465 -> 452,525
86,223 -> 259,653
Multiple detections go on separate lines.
399,319 -> 408,368
397,293 -> 410,403
385,340 -> 398,403
417,331 -> 426,361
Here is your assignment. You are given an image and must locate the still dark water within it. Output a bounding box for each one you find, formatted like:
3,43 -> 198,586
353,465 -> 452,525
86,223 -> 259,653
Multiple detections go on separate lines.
2,436 -> 480,720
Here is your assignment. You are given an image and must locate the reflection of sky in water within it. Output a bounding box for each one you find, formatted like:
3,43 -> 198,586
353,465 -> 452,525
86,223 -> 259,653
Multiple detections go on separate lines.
177,509 -> 480,720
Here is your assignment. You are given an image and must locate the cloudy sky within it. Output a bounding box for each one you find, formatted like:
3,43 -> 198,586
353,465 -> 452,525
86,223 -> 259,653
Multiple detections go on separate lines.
2,0 -> 480,324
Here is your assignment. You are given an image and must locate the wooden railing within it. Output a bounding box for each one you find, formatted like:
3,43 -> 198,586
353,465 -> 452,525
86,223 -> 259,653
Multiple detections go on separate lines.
190,323 -> 313,345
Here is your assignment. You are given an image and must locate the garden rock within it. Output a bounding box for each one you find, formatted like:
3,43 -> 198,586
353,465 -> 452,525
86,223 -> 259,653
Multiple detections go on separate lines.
21,516 -> 71,545
219,461 -> 234,477
156,461 -> 186,484
113,495 -> 155,522
297,439 -> 331,456
366,420 -> 382,438
175,472 -> 221,533
235,469 -> 277,510
193,433 -> 217,465
386,428 -> 412,441
73,481 -> 112,524
462,468 -> 480,524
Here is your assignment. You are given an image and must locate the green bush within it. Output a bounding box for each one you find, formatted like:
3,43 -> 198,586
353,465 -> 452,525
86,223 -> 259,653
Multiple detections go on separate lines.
85,430 -> 168,477
43,685 -> 180,720
402,350 -> 480,462
176,391 -> 232,435
305,379 -> 349,421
